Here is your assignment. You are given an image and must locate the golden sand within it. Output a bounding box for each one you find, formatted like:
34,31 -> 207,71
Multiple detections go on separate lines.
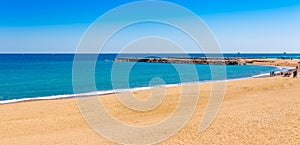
1,77 -> 299,144
243,58 -> 300,67
0,60 -> 299,144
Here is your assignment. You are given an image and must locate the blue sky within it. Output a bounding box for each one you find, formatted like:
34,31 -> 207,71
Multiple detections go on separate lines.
0,0 -> 300,53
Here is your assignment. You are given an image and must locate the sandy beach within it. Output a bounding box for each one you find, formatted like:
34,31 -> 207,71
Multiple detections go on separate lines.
243,58 -> 300,67
0,60 -> 299,145
1,0 -> 300,144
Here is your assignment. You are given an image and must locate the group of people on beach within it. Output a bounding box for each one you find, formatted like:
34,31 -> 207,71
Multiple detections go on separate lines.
270,66 -> 298,78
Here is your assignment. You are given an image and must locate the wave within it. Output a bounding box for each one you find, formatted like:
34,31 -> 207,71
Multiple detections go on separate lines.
0,79 -> 245,105
0,90 -> 120,104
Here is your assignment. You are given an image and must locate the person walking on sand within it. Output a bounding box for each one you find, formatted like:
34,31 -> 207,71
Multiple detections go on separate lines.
270,71 -> 274,77
293,67 -> 298,78
293,71 -> 297,78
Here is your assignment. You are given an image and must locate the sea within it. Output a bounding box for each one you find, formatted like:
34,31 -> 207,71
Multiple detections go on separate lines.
0,53 -> 299,104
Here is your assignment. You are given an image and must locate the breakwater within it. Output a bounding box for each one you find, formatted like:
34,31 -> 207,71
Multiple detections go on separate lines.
114,57 -> 245,65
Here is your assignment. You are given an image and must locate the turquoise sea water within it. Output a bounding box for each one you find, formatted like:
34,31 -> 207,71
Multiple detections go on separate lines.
0,54 -> 290,103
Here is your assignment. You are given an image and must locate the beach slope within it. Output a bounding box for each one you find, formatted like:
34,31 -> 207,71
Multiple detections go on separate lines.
0,76 -> 299,144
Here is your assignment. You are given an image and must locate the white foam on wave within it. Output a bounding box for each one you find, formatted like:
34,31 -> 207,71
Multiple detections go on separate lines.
0,94 -> 76,104
0,86 -> 168,104
0,82 -> 203,105
252,73 -> 270,78
0,78 -> 257,105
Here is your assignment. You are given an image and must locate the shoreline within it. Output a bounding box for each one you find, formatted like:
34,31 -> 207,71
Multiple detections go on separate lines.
1,59 -> 299,144
0,63 -> 295,105
1,69 -> 299,144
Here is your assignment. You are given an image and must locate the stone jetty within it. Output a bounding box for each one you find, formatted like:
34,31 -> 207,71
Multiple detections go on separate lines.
114,57 -> 245,65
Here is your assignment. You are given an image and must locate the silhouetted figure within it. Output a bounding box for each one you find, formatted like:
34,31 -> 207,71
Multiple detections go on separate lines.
270,71 -> 275,77
293,70 -> 298,78
284,71 -> 292,77
293,67 -> 298,78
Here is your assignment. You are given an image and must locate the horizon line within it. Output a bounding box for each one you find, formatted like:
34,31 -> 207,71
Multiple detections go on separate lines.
0,52 -> 299,54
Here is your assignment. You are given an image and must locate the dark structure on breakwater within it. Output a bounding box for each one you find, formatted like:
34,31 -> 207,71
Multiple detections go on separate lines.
114,57 -> 245,65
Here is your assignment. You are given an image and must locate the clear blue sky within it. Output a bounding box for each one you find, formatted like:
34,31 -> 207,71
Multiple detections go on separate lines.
0,0 -> 300,53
